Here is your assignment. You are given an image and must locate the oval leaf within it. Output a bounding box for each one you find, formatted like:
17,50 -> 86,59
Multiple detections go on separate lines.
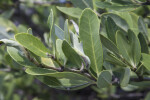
97,70 -> 112,89
57,7 -> 82,18
15,33 -> 50,57
79,8 -> 103,76
7,46 -> 36,68
62,40 -> 83,68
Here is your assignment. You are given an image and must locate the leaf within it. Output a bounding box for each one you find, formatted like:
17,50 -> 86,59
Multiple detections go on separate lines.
138,17 -> 148,38
116,30 -> 141,68
100,35 -> 119,55
0,39 -> 20,47
105,52 -> 127,67
47,9 -> 56,45
114,67 -> 130,87
26,67 -> 94,90
64,19 -> 70,43
114,12 -> 139,35
95,1 -> 139,11
101,13 -> 129,32
138,33 -> 149,54
79,8 -> 103,76
41,57 -> 55,67
56,39 -> 66,65
7,46 -> 36,68
62,40 -> 83,69
36,76 -> 91,90
105,17 -> 119,44
54,24 -> 64,40
142,53 -> 150,71
57,7 -> 82,18
97,70 -> 112,89
71,0 -> 93,9
130,81 -> 150,88
70,32 -> 91,69
15,33 -> 50,57
70,20 -> 79,35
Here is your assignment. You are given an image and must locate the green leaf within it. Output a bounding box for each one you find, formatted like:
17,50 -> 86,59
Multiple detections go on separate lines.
71,0 -> 93,9
26,67 -> 94,90
101,13 -> 129,32
79,8 -> 103,76
54,24 -> 64,40
36,76 -> 91,90
114,67 -> 130,87
62,40 -> 83,68
100,35 -> 119,55
138,33 -> 149,54
142,53 -> 150,71
130,81 -> 150,88
64,19 -> 70,43
95,1 -> 139,11
57,7 -> 82,18
41,57 -> 55,67
138,17 -> 148,38
15,33 -> 50,57
116,30 -> 141,68
105,17 -> 119,44
56,39 -> 66,65
47,9 -> 56,45
7,46 -> 36,68
105,52 -> 127,67
97,70 -> 112,89
114,12 -> 139,35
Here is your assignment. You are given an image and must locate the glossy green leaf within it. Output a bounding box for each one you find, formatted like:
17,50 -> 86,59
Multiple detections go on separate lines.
79,8 -> 103,76
15,33 -> 50,57
54,24 -> 64,40
116,30 -> 141,68
138,33 -> 149,54
7,46 -> 36,68
100,35 -> 119,55
97,70 -> 112,89
142,53 -> 150,71
57,7 -> 82,18
62,40 -> 83,68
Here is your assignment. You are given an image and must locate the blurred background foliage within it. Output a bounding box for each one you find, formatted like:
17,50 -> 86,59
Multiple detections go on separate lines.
0,0 -> 150,100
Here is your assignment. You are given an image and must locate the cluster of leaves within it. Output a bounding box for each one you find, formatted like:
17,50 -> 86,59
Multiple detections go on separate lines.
1,0 -> 150,99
